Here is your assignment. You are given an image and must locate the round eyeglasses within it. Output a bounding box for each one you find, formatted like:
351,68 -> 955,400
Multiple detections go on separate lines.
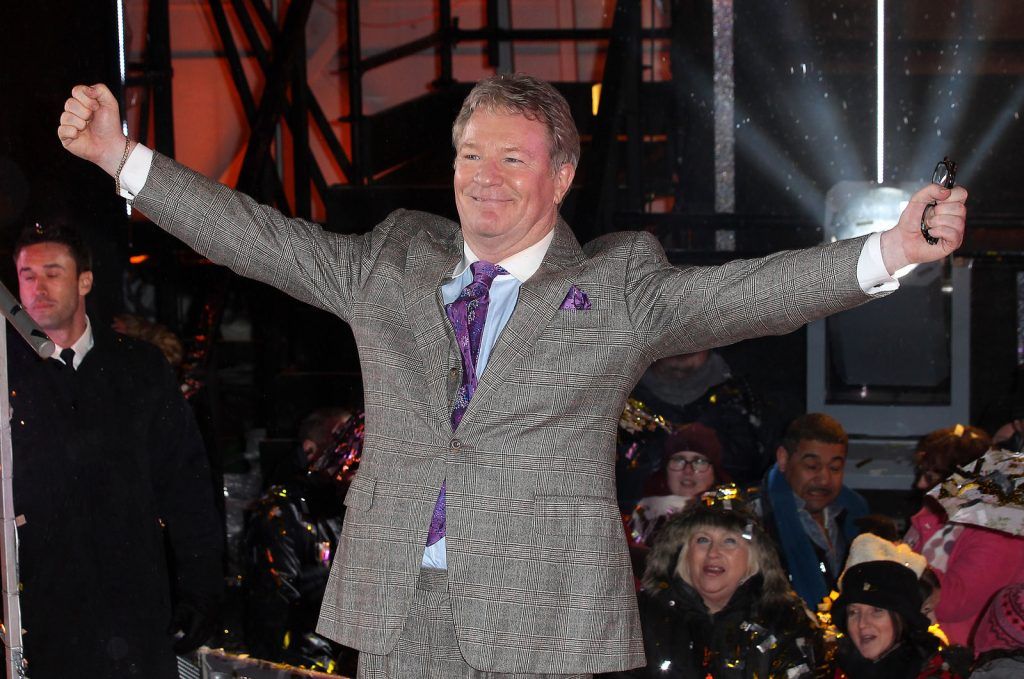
921,156 -> 957,245
667,456 -> 712,472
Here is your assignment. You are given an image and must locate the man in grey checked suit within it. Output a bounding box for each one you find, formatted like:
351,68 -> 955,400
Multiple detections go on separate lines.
58,75 -> 967,678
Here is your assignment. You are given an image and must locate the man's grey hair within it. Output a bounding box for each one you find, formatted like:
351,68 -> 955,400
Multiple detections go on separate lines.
451,72 -> 581,169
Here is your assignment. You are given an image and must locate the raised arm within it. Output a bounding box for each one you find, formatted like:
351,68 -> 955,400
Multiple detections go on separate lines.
57,84 -> 399,322
628,180 -> 967,360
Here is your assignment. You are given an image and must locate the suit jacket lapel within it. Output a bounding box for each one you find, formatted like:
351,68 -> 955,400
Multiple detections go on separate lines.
474,218 -> 585,402
405,226 -> 463,425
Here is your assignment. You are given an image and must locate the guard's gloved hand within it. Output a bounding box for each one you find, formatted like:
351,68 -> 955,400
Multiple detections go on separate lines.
168,598 -> 219,654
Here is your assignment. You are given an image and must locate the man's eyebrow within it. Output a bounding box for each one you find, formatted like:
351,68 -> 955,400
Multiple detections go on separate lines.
26,263 -> 65,270
458,140 -> 533,155
18,262 -> 65,274
800,451 -> 846,464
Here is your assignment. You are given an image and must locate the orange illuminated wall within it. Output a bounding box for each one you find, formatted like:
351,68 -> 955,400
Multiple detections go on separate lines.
122,0 -> 670,221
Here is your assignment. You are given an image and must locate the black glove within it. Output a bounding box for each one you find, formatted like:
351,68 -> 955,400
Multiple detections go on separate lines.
168,599 -> 219,654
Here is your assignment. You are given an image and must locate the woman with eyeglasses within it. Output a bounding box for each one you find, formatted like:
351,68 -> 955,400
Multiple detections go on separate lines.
627,423 -> 729,548
905,424 -> 1024,648
608,501 -> 820,678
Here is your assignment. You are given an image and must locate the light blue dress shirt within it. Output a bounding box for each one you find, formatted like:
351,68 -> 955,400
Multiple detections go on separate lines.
421,233 -> 554,568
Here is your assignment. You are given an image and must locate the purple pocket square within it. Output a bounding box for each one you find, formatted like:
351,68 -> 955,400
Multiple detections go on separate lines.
559,285 -> 591,310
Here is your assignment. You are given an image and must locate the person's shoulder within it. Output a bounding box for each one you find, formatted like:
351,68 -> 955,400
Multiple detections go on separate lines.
99,326 -> 176,374
637,579 -> 679,611
105,327 -> 162,356
580,229 -> 665,260
751,586 -> 813,631
780,594 -> 818,632
638,494 -> 689,516
383,208 -> 460,239
583,229 -> 662,250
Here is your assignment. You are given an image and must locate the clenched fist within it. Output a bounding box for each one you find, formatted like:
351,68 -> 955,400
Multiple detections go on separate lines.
57,83 -> 133,177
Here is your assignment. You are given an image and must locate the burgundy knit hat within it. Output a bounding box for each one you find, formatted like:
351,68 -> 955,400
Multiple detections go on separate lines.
644,423 -> 729,496
974,583 -> 1024,654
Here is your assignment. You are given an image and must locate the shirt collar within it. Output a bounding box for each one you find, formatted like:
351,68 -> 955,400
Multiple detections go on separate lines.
792,492 -> 841,523
54,315 -> 95,368
452,229 -> 556,283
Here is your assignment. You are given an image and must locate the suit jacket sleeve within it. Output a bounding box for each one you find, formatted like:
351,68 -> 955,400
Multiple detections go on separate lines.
622,231 -> 879,360
131,152 -> 396,323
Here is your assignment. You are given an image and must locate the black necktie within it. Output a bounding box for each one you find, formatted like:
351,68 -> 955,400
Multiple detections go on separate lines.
60,347 -> 76,370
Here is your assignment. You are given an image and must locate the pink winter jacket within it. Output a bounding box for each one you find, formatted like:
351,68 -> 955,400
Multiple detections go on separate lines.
908,502 -> 1024,648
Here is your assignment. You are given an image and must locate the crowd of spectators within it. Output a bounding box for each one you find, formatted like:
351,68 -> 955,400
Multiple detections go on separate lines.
237,377 -> 1024,678
67,312 -> 1024,678
605,368 -> 1024,678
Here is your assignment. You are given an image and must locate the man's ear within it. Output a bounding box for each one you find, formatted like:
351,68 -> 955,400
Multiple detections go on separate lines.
553,163 -> 576,205
775,445 -> 789,472
77,270 -> 93,296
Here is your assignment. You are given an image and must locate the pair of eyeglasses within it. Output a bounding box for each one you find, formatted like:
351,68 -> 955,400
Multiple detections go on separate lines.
921,157 -> 957,245
667,456 -> 711,472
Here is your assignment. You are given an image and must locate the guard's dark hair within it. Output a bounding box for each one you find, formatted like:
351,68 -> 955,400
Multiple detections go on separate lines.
780,412 -> 848,455
13,220 -> 92,274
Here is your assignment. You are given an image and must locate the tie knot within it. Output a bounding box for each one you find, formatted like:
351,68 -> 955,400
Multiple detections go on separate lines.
469,260 -> 507,288
60,347 -> 76,369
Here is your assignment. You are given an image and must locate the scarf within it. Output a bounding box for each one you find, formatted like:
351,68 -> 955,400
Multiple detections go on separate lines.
766,465 -> 867,607
640,351 -> 731,407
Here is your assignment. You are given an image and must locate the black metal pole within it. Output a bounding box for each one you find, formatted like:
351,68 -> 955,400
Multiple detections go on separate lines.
347,0 -> 365,184
148,0 -> 175,156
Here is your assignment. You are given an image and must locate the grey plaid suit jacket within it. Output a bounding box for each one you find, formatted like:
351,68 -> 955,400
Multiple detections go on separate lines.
134,152 -> 876,674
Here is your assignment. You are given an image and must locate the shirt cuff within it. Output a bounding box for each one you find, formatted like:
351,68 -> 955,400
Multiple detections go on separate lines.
856,231 -> 900,295
118,143 -> 154,200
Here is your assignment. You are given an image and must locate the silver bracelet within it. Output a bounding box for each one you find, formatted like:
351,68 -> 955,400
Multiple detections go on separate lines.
114,135 -> 132,197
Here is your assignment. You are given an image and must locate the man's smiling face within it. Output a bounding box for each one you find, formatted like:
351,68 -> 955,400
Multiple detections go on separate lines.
453,108 -> 574,262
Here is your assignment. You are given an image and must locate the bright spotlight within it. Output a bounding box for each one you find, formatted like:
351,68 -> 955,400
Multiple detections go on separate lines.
824,182 -> 908,241
825,181 -> 922,276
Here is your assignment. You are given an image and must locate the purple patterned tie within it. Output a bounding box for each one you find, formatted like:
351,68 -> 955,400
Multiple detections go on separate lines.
426,261 -> 507,547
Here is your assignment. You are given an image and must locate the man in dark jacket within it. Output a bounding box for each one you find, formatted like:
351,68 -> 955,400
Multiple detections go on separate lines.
8,221 -> 223,678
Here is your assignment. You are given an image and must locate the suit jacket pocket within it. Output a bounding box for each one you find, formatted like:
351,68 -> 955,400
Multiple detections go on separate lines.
532,494 -> 628,567
343,473 -> 376,512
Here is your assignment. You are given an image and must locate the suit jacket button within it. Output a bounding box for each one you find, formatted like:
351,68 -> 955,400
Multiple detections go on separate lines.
450,438 -> 461,450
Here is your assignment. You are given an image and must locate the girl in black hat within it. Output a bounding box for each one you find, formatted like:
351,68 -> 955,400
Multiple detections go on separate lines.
830,534 -> 970,679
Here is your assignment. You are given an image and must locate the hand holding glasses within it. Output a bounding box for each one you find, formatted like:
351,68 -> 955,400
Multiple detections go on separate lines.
921,157 -> 957,245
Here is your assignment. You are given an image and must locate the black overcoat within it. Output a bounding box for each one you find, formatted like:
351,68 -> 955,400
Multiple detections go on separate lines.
8,324 -> 223,678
